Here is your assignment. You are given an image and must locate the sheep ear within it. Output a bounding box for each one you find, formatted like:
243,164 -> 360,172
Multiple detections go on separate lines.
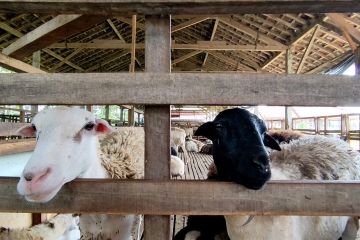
194,122 -> 215,140
263,133 -> 281,151
16,125 -> 36,137
95,119 -> 113,134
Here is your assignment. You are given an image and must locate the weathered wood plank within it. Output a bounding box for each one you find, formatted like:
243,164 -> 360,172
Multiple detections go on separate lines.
0,53 -> 46,73
1,178 -> 360,216
1,73 -> 360,106
3,15 -> 107,59
0,139 -> 35,155
144,15 -> 171,240
0,122 -> 30,137
0,1 -> 358,14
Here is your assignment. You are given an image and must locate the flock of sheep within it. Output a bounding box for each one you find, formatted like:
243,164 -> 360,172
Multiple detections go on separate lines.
0,106 -> 359,240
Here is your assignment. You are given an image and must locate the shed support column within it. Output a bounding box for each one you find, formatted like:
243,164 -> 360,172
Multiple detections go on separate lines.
144,15 -> 171,240
285,47 -> 293,130
30,51 -> 41,118
355,47 -> 360,75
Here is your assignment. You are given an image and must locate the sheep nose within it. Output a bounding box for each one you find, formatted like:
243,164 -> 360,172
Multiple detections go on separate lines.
24,173 -> 34,182
23,168 -> 51,183
252,154 -> 270,172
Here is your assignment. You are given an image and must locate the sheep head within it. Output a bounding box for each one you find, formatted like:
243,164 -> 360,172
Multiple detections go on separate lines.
195,108 -> 280,190
16,107 -> 112,202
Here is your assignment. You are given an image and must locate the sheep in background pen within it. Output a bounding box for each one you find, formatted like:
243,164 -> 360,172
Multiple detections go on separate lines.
171,127 -> 189,163
14,107 -> 184,240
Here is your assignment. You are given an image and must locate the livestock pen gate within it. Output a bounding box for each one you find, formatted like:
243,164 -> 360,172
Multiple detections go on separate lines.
1,1 -> 360,239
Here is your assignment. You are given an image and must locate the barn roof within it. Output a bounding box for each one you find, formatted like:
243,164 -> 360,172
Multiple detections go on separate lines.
0,13 -> 359,74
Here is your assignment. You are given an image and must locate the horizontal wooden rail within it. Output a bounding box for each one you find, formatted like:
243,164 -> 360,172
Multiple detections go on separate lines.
0,139 -> 35,155
0,0 -> 358,14
1,73 -> 360,106
1,178 -> 360,216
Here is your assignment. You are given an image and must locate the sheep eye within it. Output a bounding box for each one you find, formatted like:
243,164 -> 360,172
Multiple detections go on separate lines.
31,124 -> 37,131
215,123 -> 222,128
84,122 -> 95,131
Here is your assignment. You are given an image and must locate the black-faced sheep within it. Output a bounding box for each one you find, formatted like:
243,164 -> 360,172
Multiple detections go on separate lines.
177,108 -> 360,240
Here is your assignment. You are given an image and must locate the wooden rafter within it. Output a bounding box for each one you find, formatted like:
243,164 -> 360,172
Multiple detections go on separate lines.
130,15 -> 136,72
172,16 -> 210,33
262,16 -> 326,70
296,25 -> 319,74
0,21 -> 84,71
172,50 -> 203,66
85,50 -> 130,72
49,48 -> 83,72
306,50 -> 352,74
49,40 -> 286,51
0,52 -> 46,73
207,51 -> 256,72
218,17 -> 287,47
326,13 -> 359,51
42,49 -> 84,71
202,18 -> 219,67
2,15 -> 107,59
107,19 -> 126,42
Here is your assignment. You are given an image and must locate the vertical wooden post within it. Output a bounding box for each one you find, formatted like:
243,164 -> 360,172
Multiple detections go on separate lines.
285,47 -> 292,130
119,106 -> 124,123
86,105 -> 93,112
130,15 -> 137,73
31,51 -> 41,117
144,15 -> 171,240
128,106 -> 135,126
355,47 -> 360,75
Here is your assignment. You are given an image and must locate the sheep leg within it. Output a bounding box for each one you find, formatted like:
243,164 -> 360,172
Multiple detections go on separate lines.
341,217 -> 359,240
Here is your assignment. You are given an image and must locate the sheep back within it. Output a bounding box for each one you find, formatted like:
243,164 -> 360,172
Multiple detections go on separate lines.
99,127 -> 144,179
270,135 -> 360,181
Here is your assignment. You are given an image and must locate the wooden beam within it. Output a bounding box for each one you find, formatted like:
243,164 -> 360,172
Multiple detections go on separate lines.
1,73 -> 360,106
203,18 -> 219,67
172,50 -> 202,65
107,19 -> 126,42
42,49 -> 84,71
0,53 -> 46,73
207,51 -> 256,72
0,1 -> 358,15
85,50 -> 130,72
306,50 -> 352,74
355,47 -> 360,75
0,178 -> 360,216
144,15 -> 171,240
2,15 -> 107,59
130,15 -> 137,72
218,17 -> 286,47
172,16 -> 210,33
49,40 -> 286,51
326,13 -> 359,51
49,48 -> 83,72
0,139 -> 35,156
296,26 -> 319,74
0,21 -> 83,71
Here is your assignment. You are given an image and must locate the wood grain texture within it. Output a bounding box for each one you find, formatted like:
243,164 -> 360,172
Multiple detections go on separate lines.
144,15 -> 171,240
2,15 -> 107,59
0,53 -> 46,73
1,73 -> 360,106
0,139 -> 35,155
0,178 -> 360,216
0,1 -> 358,14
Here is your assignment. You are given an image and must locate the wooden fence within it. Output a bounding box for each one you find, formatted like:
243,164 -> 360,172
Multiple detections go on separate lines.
1,1 -> 360,239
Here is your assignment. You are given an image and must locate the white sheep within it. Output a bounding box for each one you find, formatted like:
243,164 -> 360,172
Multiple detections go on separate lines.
171,127 -> 189,162
191,108 -> 360,240
15,107 -> 184,240
0,214 -> 78,240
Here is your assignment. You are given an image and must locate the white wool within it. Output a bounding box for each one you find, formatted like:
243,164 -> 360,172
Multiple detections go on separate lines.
185,140 -> 198,152
171,155 -> 185,177
225,135 -> 360,240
